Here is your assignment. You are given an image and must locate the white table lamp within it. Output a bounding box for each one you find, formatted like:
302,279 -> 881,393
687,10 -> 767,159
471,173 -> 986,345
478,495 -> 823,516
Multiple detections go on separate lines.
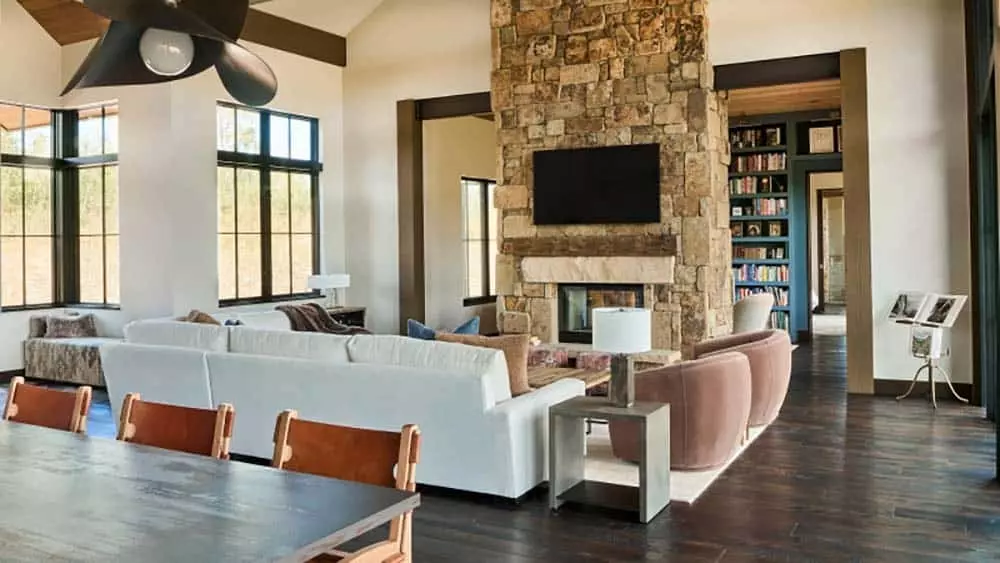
592,307 -> 652,408
307,274 -> 351,308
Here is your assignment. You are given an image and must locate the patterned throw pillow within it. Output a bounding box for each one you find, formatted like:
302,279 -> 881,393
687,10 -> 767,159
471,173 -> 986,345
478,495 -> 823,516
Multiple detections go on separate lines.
576,351 -> 612,371
436,332 -> 531,396
528,347 -> 569,368
44,314 -> 98,339
406,317 -> 480,340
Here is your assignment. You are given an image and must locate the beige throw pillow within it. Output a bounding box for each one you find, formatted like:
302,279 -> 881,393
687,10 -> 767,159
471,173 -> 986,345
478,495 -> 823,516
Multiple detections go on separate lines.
184,310 -> 221,325
436,333 -> 531,396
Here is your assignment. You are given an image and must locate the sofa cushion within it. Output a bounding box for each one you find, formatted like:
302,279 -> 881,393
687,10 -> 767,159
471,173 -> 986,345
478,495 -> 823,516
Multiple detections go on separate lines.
44,314 -> 98,338
229,328 -> 351,363
436,333 -> 531,396
347,334 -> 512,404
123,320 -> 229,352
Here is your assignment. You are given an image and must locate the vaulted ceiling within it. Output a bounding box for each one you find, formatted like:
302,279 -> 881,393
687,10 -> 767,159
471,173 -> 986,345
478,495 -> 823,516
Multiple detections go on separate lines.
14,0 -> 354,67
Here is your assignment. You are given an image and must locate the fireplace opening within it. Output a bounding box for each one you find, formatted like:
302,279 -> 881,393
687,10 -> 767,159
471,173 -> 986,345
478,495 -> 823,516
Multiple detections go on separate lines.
557,284 -> 645,344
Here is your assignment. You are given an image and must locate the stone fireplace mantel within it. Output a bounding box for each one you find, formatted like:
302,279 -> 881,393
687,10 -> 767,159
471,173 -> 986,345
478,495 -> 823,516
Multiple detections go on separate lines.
520,256 -> 674,284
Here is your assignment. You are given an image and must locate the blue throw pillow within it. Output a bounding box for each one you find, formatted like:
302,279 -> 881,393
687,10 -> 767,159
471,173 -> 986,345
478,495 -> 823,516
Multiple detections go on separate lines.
407,319 -> 437,340
453,316 -> 480,335
407,317 -> 480,340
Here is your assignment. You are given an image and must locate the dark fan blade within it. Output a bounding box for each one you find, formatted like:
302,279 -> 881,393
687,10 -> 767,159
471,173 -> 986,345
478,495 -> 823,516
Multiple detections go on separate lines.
215,42 -> 277,106
83,0 -> 232,42
63,22 -> 220,93
181,0 -> 249,41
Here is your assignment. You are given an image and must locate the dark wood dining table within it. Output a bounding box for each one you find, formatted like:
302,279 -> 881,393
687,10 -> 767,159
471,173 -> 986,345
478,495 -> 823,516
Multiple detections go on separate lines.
0,421 -> 420,562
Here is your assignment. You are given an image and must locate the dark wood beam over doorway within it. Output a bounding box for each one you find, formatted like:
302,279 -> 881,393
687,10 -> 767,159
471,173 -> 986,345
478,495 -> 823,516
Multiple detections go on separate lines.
396,92 -> 491,333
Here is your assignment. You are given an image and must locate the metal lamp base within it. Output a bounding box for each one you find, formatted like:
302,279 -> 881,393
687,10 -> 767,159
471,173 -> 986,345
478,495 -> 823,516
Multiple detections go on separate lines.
608,354 -> 635,408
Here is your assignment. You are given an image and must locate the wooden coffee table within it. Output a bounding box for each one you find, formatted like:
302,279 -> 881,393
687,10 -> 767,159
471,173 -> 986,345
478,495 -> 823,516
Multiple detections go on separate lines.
527,367 -> 610,391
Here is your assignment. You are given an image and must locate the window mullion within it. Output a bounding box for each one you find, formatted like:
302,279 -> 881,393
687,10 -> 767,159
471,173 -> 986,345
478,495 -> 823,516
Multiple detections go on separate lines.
260,110 -> 272,300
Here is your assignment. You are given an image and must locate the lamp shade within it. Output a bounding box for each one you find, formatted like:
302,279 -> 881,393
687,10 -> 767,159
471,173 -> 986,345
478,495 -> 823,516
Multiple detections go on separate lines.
307,274 -> 351,290
592,307 -> 652,354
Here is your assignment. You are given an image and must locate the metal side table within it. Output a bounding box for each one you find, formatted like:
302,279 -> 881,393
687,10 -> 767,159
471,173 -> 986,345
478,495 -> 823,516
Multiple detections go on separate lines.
549,396 -> 670,523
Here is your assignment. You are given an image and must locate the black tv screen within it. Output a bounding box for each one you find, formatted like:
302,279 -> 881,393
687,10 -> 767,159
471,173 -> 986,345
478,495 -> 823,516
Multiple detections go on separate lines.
532,143 -> 661,225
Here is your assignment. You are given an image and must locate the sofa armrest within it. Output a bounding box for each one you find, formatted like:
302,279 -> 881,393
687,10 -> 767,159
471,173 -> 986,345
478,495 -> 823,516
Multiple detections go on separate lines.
488,378 -> 585,498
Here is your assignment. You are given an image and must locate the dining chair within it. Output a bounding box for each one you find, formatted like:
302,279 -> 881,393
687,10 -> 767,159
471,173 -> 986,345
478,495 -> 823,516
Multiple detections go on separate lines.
271,410 -> 420,563
117,393 -> 235,459
2,376 -> 92,433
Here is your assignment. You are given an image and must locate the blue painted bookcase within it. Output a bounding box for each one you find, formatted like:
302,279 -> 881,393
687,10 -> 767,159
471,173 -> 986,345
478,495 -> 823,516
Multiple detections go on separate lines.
729,111 -> 842,343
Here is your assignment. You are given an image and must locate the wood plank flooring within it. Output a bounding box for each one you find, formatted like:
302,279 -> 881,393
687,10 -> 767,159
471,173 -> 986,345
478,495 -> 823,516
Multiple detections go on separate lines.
410,336 -> 1000,562
6,337 -> 999,561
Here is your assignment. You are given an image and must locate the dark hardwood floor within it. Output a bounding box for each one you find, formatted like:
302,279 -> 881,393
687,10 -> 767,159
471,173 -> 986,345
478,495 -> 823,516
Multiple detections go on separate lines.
410,336 -> 1000,562
5,337 -> 998,561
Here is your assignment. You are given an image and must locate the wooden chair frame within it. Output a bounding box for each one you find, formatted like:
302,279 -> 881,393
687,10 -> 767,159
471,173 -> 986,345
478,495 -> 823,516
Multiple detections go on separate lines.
272,410 -> 420,563
2,376 -> 92,433
117,393 -> 235,460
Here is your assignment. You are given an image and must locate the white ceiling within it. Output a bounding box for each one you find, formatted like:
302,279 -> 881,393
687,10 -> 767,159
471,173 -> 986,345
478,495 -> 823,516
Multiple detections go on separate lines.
251,0 -> 387,36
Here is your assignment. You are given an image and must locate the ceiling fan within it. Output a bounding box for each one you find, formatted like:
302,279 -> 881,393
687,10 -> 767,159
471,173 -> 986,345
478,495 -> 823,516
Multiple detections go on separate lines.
62,0 -> 278,106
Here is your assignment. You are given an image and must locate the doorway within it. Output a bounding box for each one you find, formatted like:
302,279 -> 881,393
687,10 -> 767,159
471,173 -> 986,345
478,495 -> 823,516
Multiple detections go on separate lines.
809,172 -> 846,336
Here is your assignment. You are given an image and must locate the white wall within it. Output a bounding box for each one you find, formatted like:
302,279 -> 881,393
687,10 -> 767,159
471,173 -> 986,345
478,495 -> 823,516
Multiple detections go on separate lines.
0,5 -> 347,370
343,0 -> 492,334
711,0 -> 972,382
0,0 -> 62,107
423,116 -> 497,333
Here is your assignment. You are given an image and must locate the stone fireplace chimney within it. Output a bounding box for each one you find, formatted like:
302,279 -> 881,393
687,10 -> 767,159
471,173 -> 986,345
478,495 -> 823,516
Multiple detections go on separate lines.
491,0 -> 731,353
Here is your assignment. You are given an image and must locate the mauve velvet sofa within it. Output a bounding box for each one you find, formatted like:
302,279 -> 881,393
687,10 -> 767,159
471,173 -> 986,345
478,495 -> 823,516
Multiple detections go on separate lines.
609,352 -> 752,470
694,329 -> 792,427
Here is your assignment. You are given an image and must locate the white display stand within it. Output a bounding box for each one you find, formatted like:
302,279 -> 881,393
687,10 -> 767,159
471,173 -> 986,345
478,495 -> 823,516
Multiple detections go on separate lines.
889,292 -> 969,408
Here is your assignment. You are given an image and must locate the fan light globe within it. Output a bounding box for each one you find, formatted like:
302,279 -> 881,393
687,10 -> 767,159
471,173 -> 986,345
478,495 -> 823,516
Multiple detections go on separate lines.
139,28 -> 195,77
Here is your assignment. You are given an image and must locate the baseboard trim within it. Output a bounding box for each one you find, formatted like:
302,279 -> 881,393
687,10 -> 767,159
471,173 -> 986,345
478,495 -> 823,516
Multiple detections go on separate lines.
873,379 -> 974,401
0,369 -> 25,384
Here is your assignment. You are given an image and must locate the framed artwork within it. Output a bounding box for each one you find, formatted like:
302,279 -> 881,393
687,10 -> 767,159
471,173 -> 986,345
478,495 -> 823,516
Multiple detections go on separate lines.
809,126 -> 835,153
888,292 -> 927,322
768,222 -> 782,237
732,206 -> 743,216
746,222 -> 762,237
730,223 -> 744,238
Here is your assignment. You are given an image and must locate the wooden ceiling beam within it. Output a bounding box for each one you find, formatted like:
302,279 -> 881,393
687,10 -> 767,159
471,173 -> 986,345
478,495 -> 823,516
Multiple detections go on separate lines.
16,1 -> 346,67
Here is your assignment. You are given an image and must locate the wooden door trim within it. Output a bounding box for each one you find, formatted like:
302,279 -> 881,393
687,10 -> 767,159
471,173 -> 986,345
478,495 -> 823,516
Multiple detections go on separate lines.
396,92 -> 491,334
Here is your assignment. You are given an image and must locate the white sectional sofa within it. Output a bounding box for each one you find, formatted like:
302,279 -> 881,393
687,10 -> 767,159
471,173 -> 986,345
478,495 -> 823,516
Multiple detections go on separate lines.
101,319 -> 583,499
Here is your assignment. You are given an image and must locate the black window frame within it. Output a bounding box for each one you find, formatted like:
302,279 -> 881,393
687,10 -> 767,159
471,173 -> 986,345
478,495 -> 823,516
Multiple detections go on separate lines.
216,102 -> 322,307
460,176 -> 496,307
0,102 -> 119,312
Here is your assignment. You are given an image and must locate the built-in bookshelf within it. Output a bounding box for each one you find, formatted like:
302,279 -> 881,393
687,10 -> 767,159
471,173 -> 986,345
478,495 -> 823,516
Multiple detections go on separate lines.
729,111 -> 843,341
729,121 -> 792,333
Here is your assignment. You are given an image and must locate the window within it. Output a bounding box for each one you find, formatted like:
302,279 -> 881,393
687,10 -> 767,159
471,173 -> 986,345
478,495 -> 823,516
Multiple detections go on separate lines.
461,177 -> 497,306
216,103 -> 320,305
0,102 -> 119,309
76,105 -> 119,306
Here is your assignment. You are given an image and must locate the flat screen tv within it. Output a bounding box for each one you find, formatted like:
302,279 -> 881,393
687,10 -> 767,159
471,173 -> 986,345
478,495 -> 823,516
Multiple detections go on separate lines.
532,143 -> 660,225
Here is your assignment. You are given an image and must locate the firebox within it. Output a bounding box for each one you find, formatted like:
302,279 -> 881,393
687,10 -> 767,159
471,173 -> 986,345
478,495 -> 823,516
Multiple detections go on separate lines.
557,284 -> 645,344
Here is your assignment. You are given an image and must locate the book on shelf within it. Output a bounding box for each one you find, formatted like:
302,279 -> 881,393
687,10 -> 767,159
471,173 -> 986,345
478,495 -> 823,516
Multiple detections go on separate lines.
736,286 -> 789,307
729,126 -> 783,149
732,264 -> 789,283
770,311 -> 790,331
729,176 -> 788,196
734,246 -> 786,260
732,153 -> 787,173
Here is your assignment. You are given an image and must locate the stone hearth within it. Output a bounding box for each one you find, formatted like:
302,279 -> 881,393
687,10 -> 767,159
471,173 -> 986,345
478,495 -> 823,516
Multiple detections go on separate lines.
491,0 -> 732,353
